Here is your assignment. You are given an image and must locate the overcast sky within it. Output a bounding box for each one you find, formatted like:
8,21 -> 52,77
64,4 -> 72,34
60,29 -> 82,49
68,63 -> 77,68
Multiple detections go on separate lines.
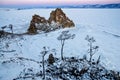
0,0 -> 120,7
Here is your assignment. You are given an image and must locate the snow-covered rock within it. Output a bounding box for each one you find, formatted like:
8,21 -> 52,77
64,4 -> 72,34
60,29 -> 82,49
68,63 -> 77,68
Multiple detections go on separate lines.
48,8 -> 75,28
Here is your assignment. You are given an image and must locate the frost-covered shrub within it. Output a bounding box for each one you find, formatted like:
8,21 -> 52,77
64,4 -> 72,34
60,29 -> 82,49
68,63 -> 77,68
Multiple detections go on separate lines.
45,57 -> 120,80
85,35 -> 99,62
12,56 -> 120,80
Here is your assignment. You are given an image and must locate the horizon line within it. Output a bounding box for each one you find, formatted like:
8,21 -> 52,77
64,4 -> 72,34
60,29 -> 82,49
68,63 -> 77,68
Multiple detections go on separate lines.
0,3 -> 120,8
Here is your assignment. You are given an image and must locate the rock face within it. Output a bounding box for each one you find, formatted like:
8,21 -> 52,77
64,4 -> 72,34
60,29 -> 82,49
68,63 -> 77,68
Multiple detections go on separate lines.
28,14 -> 48,33
28,8 -> 75,34
30,14 -> 47,24
48,8 -> 75,28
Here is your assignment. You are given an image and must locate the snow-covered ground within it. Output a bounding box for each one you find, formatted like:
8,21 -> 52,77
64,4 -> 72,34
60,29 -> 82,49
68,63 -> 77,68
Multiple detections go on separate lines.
0,8 -> 120,80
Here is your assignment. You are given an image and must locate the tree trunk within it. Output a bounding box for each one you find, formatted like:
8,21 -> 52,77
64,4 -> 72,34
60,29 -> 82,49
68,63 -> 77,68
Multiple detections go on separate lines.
42,55 -> 45,79
89,42 -> 92,62
90,55 -> 92,62
61,40 -> 65,60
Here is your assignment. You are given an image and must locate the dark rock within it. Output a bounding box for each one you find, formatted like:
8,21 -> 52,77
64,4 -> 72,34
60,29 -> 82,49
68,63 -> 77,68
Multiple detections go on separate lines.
48,54 -> 55,64
0,30 -> 5,37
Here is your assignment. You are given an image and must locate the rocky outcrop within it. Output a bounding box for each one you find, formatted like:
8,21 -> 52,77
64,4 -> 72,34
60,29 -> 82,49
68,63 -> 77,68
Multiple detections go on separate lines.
48,8 -> 75,28
28,8 -> 75,34
28,14 -> 48,33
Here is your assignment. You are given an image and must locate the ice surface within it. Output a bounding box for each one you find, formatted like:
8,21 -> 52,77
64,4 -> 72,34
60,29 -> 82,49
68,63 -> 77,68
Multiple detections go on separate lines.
0,8 -> 120,80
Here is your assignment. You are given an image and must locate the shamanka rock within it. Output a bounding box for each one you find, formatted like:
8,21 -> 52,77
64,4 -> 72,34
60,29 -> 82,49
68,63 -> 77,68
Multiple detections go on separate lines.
28,8 -> 75,34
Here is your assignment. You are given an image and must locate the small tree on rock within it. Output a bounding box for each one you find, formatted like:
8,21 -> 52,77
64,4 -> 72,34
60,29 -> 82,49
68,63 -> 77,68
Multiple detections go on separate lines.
85,35 -> 99,62
57,30 -> 75,60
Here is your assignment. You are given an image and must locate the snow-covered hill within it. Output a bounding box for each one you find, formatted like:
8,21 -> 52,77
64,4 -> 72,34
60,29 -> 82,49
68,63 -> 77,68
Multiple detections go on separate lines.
0,8 -> 120,80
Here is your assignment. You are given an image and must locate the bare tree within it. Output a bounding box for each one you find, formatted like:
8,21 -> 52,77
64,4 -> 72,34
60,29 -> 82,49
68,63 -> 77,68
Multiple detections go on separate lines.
40,47 -> 49,80
85,35 -> 99,62
40,47 -> 55,79
57,31 -> 75,60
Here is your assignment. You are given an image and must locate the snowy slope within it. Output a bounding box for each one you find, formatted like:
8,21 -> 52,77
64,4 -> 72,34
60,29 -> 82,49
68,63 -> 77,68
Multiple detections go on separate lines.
0,8 -> 120,80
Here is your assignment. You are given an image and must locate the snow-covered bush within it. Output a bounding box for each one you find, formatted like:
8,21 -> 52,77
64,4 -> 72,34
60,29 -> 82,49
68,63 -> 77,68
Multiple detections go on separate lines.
45,56 -> 120,80
12,56 -> 120,80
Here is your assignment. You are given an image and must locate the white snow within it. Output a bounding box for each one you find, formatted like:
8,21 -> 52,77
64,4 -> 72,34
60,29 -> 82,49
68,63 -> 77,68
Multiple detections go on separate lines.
0,8 -> 120,80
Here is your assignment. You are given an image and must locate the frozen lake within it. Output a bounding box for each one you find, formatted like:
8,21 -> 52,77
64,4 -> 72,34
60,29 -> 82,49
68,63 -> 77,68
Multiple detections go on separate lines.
0,9 -> 120,28
0,8 -> 120,76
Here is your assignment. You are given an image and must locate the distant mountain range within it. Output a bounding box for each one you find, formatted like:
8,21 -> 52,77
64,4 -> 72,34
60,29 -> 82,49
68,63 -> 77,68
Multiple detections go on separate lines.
45,3 -> 120,8
68,3 -> 120,8
1,3 -> 119,9
15,3 -> 120,10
